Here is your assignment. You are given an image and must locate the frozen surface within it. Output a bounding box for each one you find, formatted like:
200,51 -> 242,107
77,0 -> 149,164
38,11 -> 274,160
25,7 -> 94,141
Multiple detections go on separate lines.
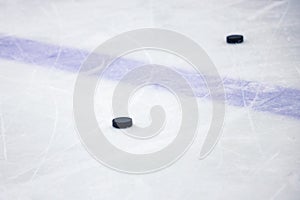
0,0 -> 300,199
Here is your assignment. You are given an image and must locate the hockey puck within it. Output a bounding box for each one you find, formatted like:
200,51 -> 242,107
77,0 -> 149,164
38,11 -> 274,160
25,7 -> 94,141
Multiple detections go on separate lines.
112,117 -> 133,129
226,34 -> 244,44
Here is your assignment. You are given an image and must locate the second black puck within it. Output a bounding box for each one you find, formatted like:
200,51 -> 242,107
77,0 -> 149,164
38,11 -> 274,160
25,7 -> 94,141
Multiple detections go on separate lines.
226,34 -> 244,44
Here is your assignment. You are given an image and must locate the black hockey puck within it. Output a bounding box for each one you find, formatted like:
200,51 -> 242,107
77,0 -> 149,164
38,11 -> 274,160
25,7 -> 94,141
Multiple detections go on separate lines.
226,34 -> 244,44
112,117 -> 133,129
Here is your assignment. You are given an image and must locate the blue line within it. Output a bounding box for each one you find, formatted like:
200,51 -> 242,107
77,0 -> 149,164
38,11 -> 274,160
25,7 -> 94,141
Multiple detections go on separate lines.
0,35 -> 299,119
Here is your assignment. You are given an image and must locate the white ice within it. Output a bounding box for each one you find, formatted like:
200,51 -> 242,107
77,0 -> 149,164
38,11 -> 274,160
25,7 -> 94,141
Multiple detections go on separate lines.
0,0 -> 300,199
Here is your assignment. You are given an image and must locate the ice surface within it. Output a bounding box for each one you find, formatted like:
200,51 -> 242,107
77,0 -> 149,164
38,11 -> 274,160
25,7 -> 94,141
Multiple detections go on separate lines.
0,0 -> 300,199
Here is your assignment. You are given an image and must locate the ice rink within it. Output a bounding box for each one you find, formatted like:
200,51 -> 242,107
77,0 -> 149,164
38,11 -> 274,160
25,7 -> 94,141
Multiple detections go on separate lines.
0,0 -> 300,199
